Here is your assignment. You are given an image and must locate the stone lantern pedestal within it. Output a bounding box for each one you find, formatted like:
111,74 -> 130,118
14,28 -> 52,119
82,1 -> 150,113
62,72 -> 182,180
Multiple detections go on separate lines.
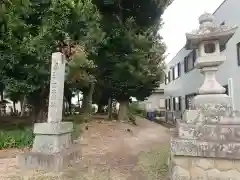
170,13 -> 240,179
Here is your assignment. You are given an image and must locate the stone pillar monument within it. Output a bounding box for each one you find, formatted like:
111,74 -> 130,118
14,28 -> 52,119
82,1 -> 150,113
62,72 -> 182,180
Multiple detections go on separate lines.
18,52 -> 80,171
170,13 -> 240,179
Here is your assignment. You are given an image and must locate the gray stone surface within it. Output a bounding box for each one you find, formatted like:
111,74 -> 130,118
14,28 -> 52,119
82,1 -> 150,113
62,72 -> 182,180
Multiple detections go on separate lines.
171,138 -> 240,159
193,94 -> 233,117
18,144 -> 81,172
48,52 -> 66,123
34,122 -> 73,135
178,122 -> 240,142
32,130 -> 72,154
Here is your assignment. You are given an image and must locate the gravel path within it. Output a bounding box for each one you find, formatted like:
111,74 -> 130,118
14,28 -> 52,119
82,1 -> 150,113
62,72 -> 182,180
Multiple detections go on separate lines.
0,117 -> 170,180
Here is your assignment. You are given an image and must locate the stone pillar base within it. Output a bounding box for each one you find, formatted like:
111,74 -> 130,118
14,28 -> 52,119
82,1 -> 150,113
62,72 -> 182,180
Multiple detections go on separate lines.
17,122 -> 81,172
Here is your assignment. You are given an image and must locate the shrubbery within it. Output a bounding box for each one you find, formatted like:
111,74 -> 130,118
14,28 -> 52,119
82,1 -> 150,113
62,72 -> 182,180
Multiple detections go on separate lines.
0,115 -> 84,149
0,127 -> 34,149
129,102 -> 147,117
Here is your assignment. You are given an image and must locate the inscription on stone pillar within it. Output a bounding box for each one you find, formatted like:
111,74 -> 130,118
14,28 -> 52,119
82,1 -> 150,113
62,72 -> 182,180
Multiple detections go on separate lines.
47,52 -> 66,123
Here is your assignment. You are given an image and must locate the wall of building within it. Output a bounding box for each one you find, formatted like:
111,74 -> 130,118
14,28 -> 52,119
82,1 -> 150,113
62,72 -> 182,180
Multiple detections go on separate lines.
140,83 -> 166,111
164,0 -> 240,112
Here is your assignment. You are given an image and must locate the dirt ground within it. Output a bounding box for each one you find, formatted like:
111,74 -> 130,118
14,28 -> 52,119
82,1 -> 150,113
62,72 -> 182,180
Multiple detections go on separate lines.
0,117 -> 170,180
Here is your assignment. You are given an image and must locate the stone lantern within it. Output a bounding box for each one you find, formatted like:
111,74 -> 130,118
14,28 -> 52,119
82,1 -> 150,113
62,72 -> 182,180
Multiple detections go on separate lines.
170,13 -> 240,180
186,13 -> 237,112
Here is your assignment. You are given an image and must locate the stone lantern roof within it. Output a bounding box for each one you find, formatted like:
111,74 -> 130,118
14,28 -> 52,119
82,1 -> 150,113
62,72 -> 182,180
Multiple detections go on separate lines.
185,13 -> 237,49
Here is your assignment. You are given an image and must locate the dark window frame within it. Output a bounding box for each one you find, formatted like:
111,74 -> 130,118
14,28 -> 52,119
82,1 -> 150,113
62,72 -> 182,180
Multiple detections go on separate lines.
168,71 -> 171,82
237,42 -> 240,66
166,99 -> 170,110
173,96 -> 182,111
173,98 -> 176,111
223,85 -> 229,95
173,63 -> 181,80
184,50 -> 197,73
172,67 -> 175,80
167,98 -> 171,110
220,44 -> 226,52
177,62 -> 181,77
185,93 -> 197,110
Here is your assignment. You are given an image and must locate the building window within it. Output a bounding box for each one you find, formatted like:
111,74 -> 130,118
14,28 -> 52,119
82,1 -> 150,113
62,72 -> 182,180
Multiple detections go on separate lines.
165,98 -> 171,110
168,71 -> 171,82
184,50 -> 196,73
223,85 -> 229,95
173,97 -> 182,111
172,67 -> 175,80
237,42 -> 240,65
173,63 -> 180,80
220,44 -> 226,52
185,93 -> 197,110
177,62 -> 181,77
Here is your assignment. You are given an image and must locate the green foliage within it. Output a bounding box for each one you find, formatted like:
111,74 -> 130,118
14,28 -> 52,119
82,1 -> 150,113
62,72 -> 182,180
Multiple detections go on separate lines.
1,0 -> 104,117
129,102 -> 147,117
0,127 -> 34,149
92,0 -> 169,105
1,0 -> 170,122
0,114 -> 85,149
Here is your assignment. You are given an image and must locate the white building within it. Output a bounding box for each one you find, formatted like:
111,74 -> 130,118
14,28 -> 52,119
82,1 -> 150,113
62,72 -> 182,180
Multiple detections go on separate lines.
164,0 -> 240,114
140,87 -> 165,112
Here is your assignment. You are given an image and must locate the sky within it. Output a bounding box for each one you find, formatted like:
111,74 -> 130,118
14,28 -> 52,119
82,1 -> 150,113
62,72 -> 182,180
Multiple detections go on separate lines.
160,0 -> 225,63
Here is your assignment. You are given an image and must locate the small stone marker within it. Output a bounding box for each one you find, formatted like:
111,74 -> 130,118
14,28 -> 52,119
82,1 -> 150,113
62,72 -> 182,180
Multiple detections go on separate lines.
18,52 -> 81,172
48,53 -> 65,123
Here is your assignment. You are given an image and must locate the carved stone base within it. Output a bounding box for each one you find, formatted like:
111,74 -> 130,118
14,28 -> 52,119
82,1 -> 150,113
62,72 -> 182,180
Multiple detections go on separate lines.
18,144 -> 81,172
170,107 -> 240,180
193,94 -> 233,117
171,156 -> 240,180
32,122 -> 73,153
17,122 -> 81,172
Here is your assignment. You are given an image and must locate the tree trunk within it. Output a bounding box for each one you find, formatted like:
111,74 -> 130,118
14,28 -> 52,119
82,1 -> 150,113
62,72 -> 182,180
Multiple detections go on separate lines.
118,100 -> 129,121
0,91 -> 3,116
108,97 -> 113,120
97,104 -> 104,113
83,82 -> 95,115
66,96 -> 72,115
0,91 -> 3,101
77,93 -> 81,108
32,105 -> 45,123
20,96 -> 26,117
13,101 -> 16,114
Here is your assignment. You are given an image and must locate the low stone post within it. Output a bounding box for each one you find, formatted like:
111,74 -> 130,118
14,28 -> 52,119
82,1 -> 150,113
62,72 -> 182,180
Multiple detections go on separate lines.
18,52 -> 81,172
170,13 -> 240,179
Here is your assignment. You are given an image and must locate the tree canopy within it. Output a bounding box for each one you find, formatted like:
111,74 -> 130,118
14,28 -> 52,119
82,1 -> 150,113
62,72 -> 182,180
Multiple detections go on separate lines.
0,0 -> 171,121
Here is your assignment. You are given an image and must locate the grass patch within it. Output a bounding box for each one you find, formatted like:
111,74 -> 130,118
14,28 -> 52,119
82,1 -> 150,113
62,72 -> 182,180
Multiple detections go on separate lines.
138,145 -> 170,180
0,127 -> 34,149
0,115 -> 86,149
